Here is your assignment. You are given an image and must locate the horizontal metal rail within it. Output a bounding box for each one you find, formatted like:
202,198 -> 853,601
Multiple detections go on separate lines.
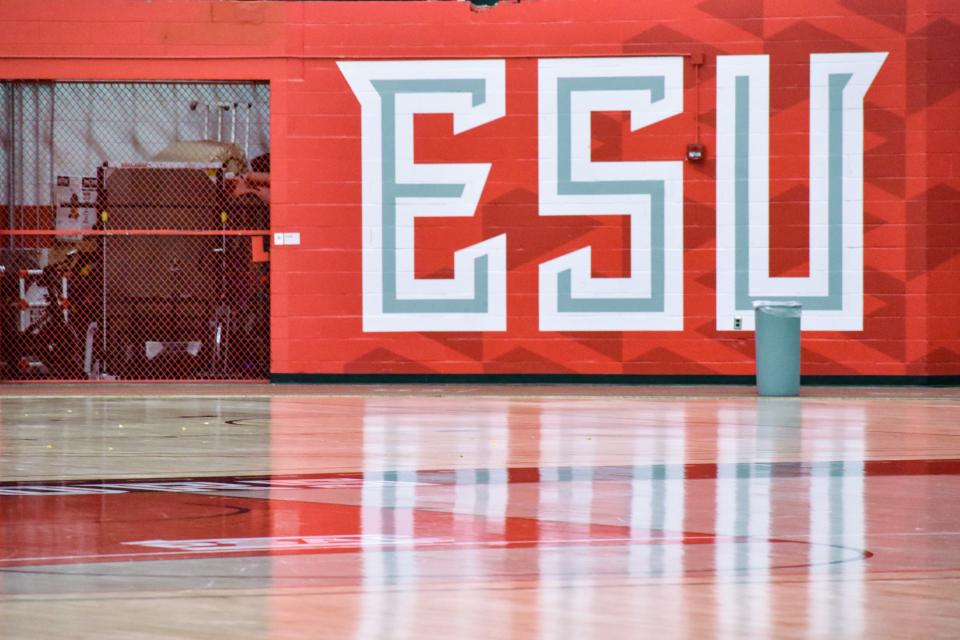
0,229 -> 271,237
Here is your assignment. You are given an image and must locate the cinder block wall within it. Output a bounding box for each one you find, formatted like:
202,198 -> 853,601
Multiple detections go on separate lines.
2,0 -> 957,379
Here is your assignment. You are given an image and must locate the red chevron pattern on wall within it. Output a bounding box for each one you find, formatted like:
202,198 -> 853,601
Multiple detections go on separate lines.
2,0 -> 958,378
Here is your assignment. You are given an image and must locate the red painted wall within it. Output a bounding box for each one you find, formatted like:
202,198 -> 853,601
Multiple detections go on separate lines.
2,0 -> 958,378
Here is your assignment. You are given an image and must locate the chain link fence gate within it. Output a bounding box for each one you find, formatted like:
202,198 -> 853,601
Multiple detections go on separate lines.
0,81 -> 271,381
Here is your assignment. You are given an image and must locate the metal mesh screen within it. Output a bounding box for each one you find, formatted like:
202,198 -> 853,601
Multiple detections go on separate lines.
1,81 -> 270,381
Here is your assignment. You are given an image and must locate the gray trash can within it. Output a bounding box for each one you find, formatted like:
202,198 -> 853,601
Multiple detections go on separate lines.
753,301 -> 801,396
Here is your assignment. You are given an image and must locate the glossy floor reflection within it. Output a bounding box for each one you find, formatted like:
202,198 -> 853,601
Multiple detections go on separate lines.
1,386 -> 959,638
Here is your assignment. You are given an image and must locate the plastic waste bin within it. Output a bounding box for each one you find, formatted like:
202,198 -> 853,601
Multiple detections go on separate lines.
753,301 -> 802,396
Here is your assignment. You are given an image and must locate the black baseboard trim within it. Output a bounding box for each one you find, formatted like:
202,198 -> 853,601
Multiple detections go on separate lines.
800,375 -> 960,387
270,373 -> 960,387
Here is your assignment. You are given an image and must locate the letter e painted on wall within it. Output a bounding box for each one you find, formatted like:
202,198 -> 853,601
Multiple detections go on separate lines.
338,60 -> 508,332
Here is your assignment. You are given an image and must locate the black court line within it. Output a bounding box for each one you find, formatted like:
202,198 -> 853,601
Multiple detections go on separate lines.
1,458 -> 959,494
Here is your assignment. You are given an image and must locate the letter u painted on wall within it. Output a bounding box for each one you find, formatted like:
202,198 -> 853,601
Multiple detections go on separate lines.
339,53 -> 886,334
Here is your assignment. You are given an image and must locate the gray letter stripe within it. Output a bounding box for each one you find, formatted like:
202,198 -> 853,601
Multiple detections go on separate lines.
372,79 -> 490,314
554,76 -> 668,313
733,73 -> 851,312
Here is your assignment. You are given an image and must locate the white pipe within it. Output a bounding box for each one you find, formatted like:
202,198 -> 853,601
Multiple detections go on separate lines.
243,103 -> 251,160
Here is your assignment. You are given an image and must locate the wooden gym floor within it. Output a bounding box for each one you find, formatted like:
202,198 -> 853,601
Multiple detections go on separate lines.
1,384 -> 959,638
